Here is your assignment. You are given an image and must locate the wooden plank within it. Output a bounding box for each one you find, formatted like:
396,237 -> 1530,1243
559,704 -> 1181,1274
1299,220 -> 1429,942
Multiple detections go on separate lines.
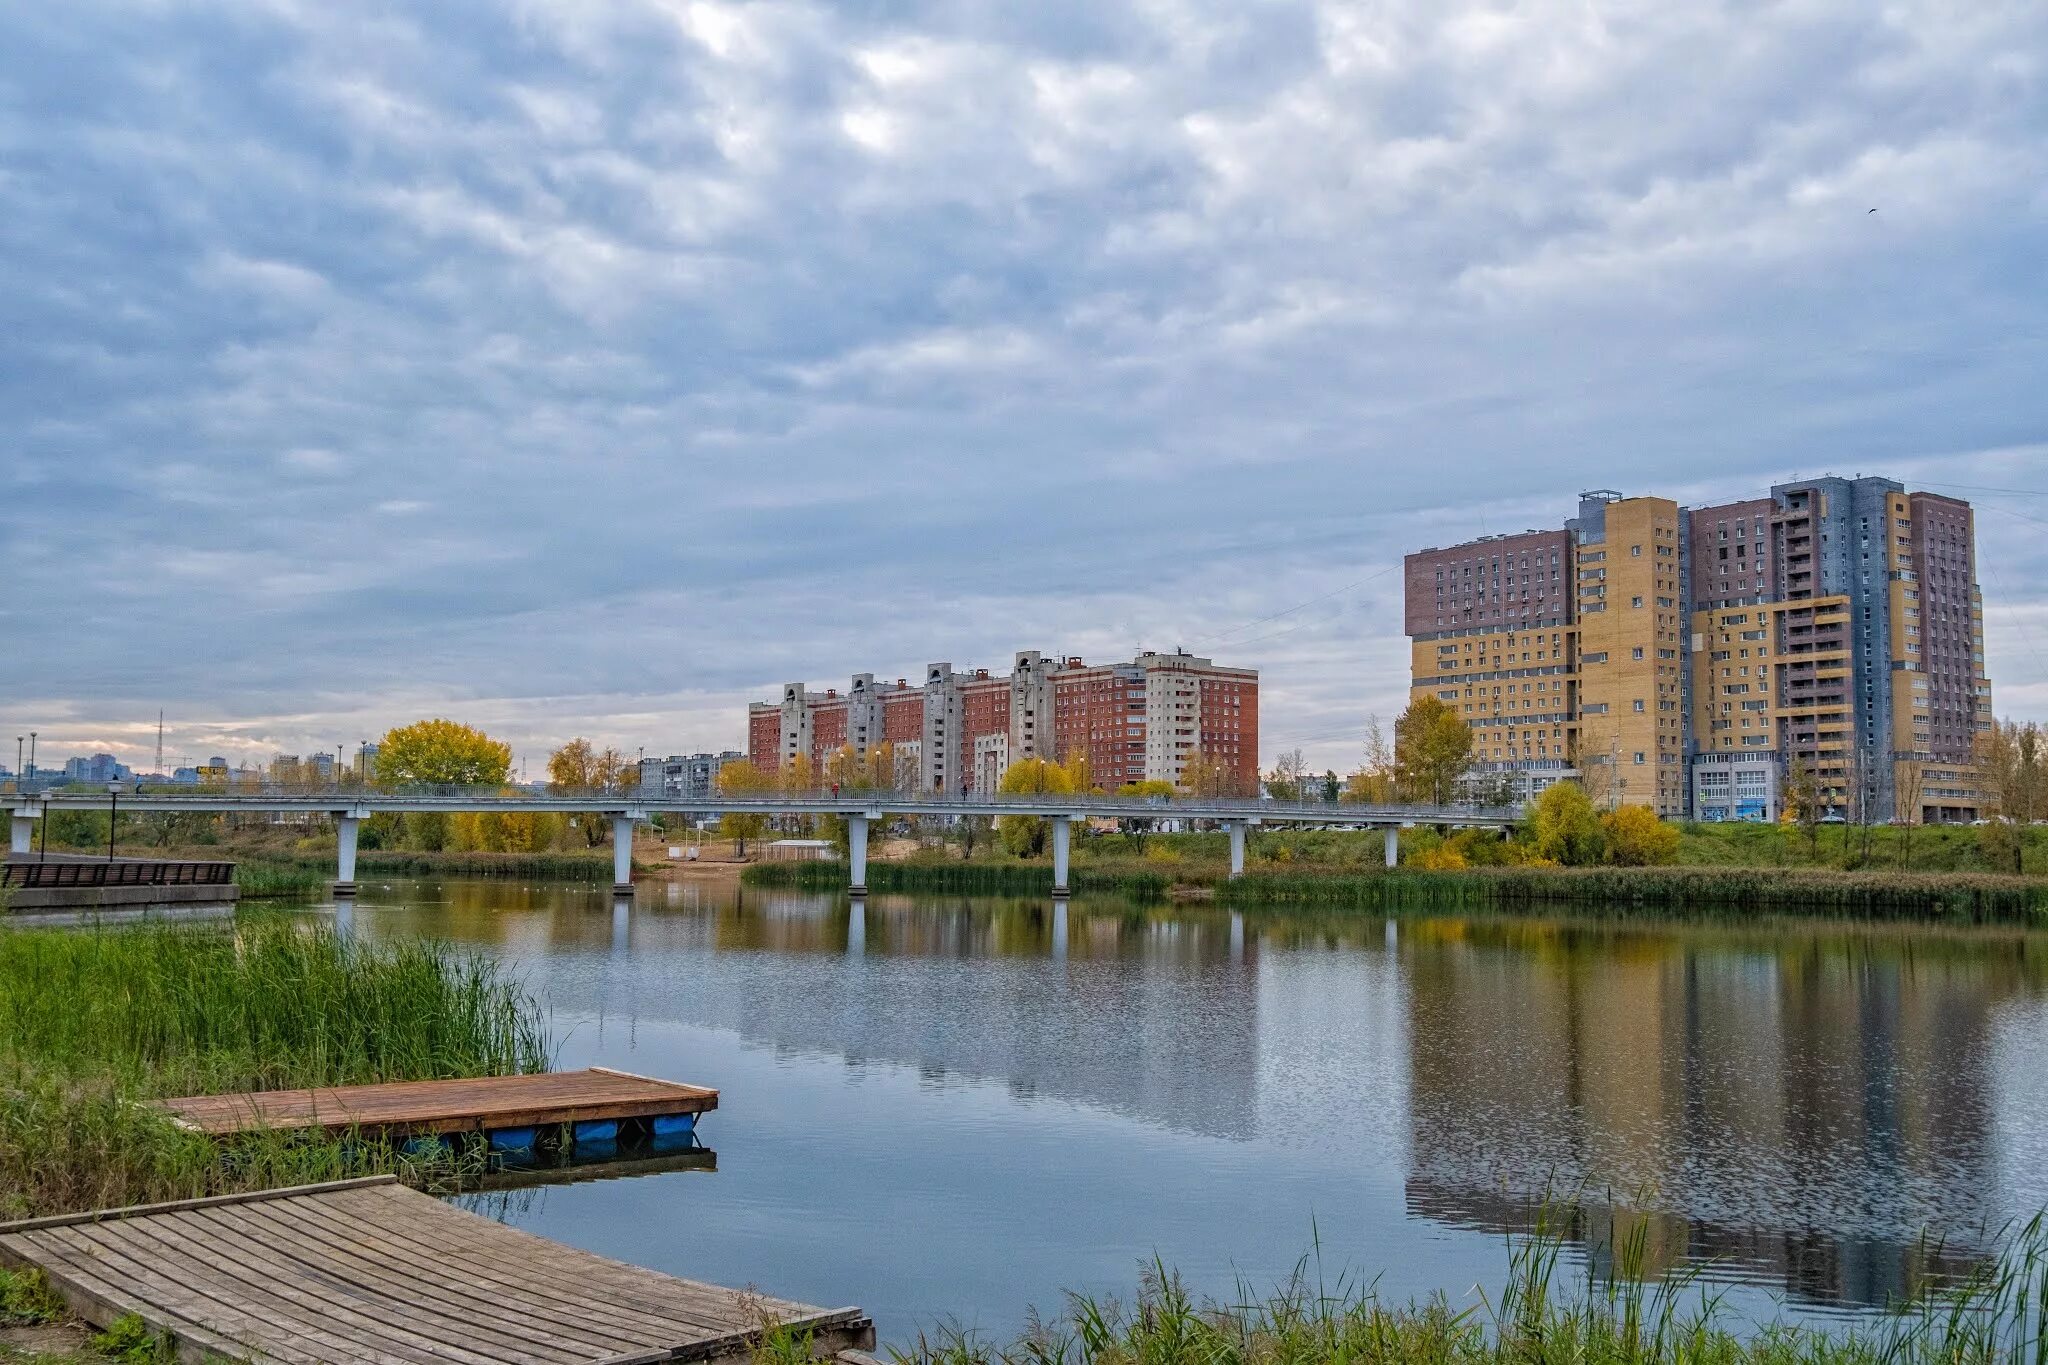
10,1226 -> 346,1365
230,1200 -> 652,1358
157,1069 -> 718,1138
343,1186 -> 770,1335
182,1204 -> 576,1365
0,1175 -> 400,1235
281,1193 -> 737,1342
1,1179 -> 872,1365
82,1215 -> 477,1365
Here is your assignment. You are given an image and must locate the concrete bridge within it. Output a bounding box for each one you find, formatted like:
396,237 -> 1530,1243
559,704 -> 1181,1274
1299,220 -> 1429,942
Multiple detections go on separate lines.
2,788 -> 1519,898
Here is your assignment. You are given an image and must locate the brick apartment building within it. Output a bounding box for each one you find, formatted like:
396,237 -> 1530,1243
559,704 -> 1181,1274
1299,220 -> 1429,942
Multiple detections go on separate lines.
1405,479 -> 1991,822
747,650 -> 1259,795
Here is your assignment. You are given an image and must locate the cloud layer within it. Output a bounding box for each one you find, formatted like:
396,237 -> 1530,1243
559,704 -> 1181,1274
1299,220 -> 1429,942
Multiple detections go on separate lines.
3,0 -> 2045,772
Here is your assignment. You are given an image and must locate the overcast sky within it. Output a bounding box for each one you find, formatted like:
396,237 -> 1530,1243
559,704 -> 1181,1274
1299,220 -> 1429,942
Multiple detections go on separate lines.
3,0 -> 2045,777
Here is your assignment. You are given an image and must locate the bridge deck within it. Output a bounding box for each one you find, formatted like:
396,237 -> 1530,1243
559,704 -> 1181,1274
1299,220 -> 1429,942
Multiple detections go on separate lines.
159,1067 -> 718,1138
0,1176 -> 873,1364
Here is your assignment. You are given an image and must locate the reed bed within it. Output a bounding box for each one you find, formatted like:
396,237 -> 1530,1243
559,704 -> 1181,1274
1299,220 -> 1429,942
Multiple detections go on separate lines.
0,914 -> 550,1219
742,860 -> 1169,900
890,1215 -> 2048,1365
1214,868 -> 2048,922
231,860 -> 328,901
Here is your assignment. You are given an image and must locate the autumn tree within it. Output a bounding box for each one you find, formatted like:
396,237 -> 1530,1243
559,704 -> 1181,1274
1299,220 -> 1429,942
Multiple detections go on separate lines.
820,744 -> 899,856
376,719 -> 512,788
997,757 -> 1077,857
1783,754 -> 1824,861
1115,778 -> 1175,832
547,738 -> 633,848
714,760 -> 773,859
1600,804 -> 1680,866
1526,781 -> 1604,866
547,739 -> 632,794
1394,696 -> 1473,806
1893,754 -> 1926,869
375,719 -> 512,852
1266,748 -> 1309,801
1977,720 -> 2044,873
1343,716 -> 1395,804
1979,720 -> 2045,824
1177,750 -> 1234,799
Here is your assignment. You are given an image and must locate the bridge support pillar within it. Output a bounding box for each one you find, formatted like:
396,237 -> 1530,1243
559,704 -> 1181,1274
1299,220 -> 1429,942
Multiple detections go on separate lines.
1384,826 -> 1400,868
612,816 -> 637,895
10,814 -> 34,856
1051,816 -> 1071,897
1225,821 -> 1246,879
848,814 -> 869,896
334,816 -> 360,897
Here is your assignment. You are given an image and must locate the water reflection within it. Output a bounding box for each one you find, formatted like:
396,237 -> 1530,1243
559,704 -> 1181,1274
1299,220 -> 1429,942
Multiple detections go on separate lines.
343,880 -> 2048,1318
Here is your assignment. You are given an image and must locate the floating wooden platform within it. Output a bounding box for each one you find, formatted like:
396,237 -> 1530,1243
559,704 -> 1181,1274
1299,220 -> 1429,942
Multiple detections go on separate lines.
0,1176 -> 875,1364
158,1067 -> 718,1140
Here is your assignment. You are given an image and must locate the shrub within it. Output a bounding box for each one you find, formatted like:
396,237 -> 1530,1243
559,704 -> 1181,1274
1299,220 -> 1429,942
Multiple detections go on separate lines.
1601,806 -> 1680,866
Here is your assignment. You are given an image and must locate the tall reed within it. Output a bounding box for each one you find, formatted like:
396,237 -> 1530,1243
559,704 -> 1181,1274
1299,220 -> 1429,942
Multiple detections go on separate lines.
0,914 -> 550,1218
893,1213 -> 2048,1365
741,860 -> 1169,900
1216,868 -> 2048,922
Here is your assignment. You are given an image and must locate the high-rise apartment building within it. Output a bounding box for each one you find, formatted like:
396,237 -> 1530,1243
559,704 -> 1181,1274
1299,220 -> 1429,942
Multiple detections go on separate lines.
1405,479 -> 1992,822
747,649 -> 1259,795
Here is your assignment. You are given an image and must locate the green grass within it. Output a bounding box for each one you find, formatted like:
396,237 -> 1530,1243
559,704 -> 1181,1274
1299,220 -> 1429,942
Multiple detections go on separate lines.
742,849 -> 2048,923
0,913 -> 550,1219
741,860 -> 1170,900
231,860 -> 327,901
1213,867 -> 2048,922
893,1214 -> 2048,1365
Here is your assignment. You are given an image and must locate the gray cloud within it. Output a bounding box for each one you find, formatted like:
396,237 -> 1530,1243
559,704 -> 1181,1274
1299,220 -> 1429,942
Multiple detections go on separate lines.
2,0 -> 2045,772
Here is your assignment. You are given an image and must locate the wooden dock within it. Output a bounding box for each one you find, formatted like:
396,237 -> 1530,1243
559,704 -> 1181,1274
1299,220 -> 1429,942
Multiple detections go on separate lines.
0,1176 -> 876,1364
158,1067 -> 718,1141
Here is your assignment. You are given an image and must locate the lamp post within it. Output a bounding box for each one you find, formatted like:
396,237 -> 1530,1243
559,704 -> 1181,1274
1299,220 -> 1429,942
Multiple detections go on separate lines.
26,731 -> 36,786
107,783 -> 121,862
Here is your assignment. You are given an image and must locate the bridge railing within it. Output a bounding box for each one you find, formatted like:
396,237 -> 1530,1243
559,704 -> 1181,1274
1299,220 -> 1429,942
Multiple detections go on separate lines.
4,781 -> 1518,823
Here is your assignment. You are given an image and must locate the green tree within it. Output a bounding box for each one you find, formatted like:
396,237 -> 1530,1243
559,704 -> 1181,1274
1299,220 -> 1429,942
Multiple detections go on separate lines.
1526,781 -> 1605,866
375,719 -> 511,788
997,757 -> 1077,857
1394,696 -> 1473,806
1600,804 -> 1680,866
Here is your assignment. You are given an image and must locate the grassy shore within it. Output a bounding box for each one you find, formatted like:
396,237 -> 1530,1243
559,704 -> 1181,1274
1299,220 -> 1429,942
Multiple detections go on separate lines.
0,913 -> 550,1220
742,860 -> 1169,899
883,1216 -> 2048,1365
1212,867 -> 2048,921
742,857 -> 2048,922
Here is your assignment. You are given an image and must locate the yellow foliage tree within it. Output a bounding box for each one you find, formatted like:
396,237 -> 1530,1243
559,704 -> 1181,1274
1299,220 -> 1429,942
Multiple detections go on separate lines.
997,757 -> 1077,856
1177,750 -> 1236,798
375,719 -> 511,789
715,760 -> 773,859
547,738 -> 631,793
1526,781 -> 1605,866
1600,804 -> 1680,866
547,738 -> 633,848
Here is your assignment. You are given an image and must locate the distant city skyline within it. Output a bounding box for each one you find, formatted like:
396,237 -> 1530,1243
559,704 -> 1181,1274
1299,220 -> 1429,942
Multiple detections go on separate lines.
3,2 -> 2044,773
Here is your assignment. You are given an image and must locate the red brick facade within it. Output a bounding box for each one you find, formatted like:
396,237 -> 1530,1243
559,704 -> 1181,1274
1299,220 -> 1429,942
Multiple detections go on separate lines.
751,650 -> 1258,793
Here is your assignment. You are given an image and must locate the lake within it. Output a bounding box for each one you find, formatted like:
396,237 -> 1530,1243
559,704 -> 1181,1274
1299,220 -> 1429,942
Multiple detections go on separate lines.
332,877 -> 2048,1348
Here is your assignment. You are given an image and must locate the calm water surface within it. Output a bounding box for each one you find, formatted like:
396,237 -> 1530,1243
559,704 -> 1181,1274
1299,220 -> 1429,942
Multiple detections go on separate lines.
334,878 -> 2048,1346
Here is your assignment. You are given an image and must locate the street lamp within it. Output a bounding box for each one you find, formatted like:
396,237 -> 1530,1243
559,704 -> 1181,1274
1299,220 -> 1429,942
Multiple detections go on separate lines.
107,782 -> 122,862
